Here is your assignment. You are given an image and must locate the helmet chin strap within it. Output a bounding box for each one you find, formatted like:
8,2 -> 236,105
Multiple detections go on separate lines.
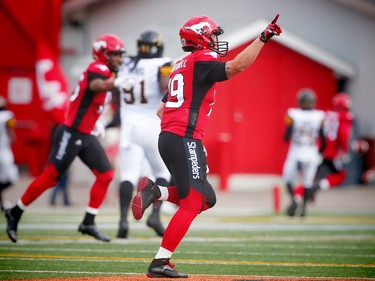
104,51 -> 110,63
103,51 -> 117,72
108,64 -> 119,73
192,41 -> 204,50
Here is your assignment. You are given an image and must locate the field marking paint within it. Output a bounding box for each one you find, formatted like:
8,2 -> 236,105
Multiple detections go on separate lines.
1,235 -> 375,244
0,253 -> 374,268
1,246 -> 374,258
0,269 -> 138,275
1,270 -> 373,281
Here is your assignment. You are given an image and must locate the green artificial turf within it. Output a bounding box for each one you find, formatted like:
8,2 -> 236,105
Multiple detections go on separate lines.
0,209 -> 374,280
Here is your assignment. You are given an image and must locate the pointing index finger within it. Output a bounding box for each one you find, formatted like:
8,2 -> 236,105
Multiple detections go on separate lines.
271,14 -> 279,24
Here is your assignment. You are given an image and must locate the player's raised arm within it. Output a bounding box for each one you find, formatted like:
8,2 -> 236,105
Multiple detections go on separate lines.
225,14 -> 282,79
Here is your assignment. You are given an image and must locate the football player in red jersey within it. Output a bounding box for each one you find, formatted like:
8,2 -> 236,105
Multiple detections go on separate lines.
130,15 -> 282,278
5,34 -> 133,243
314,92 -> 354,191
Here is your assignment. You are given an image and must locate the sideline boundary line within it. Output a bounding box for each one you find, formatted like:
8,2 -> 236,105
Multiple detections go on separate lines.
1,253 -> 374,268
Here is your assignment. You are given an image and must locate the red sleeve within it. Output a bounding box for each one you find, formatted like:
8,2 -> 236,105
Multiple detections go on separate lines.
338,113 -> 353,153
87,61 -> 111,79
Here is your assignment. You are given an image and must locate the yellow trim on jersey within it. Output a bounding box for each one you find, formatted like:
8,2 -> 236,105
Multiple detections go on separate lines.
160,65 -> 173,76
284,114 -> 293,126
6,117 -> 16,128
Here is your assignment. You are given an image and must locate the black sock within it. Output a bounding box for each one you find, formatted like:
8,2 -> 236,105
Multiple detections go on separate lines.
286,182 -> 294,200
11,205 -> 24,220
82,213 -> 95,225
119,181 -> 133,221
0,182 -> 11,191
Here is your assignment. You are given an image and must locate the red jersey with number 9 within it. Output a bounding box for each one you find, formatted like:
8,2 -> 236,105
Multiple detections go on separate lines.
64,61 -> 112,134
161,50 -> 227,140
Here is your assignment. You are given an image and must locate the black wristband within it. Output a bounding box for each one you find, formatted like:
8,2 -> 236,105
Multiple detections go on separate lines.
259,31 -> 268,43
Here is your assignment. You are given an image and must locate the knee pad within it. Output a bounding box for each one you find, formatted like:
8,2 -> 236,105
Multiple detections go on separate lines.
44,164 -> 59,186
95,169 -> 114,185
155,177 -> 168,187
45,163 -> 58,177
119,180 -> 133,198
180,183 -> 216,214
203,181 -> 216,209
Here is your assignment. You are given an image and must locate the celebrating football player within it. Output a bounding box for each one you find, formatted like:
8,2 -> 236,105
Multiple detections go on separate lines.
130,14 -> 282,278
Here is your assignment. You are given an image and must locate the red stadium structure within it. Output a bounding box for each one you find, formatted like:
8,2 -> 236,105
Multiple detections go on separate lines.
1,7 -> 355,188
204,20 -> 355,190
0,0 -> 69,176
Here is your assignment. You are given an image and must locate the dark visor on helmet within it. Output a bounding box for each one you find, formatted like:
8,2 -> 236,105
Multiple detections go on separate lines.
212,27 -> 224,36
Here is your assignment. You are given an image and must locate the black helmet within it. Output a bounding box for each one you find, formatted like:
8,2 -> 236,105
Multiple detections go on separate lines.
137,31 -> 164,58
297,89 -> 316,110
0,96 -> 7,110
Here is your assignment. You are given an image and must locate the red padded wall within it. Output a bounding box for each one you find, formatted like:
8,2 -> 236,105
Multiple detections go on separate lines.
204,41 -> 336,188
0,0 -> 67,176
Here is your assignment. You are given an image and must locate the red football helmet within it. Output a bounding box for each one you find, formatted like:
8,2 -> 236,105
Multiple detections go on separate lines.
179,15 -> 228,57
332,92 -> 352,111
92,34 -> 125,64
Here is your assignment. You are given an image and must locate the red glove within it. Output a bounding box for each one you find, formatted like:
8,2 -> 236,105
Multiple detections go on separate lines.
260,14 -> 282,43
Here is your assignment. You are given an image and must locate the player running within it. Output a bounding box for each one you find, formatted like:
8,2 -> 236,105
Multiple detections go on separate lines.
5,34 -> 133,243
282,89 -> 325,217
114,31 -> 173,238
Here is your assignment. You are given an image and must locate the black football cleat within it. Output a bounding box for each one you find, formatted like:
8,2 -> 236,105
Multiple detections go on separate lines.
286,200 -> 298,217
116,220 -> 129,239
5,209 -> 19,243
146,212 -> 165,237
132,177 -> 161,220
147,258 -> 188,278
78,223 -> 110,242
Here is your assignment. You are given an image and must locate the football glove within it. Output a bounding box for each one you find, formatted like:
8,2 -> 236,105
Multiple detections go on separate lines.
259,14 -> 282,43
114,76 -> 135,91
91,120 -> 105,138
